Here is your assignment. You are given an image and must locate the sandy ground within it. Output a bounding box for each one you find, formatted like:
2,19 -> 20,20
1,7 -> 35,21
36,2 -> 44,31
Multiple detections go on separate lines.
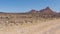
0,19 -> 60,34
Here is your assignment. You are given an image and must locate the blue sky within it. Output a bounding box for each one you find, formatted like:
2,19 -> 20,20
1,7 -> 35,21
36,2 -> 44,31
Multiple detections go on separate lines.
0,0 -> 60,13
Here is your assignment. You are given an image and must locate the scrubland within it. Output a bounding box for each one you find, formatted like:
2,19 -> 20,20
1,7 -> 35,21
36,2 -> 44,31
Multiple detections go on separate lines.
0,13 -> 60,34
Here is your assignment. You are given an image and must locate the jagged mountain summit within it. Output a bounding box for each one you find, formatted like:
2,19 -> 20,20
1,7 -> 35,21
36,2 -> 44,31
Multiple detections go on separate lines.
28,7 -> 55,14
27,7 -> 60,18
39,7 -> 54,14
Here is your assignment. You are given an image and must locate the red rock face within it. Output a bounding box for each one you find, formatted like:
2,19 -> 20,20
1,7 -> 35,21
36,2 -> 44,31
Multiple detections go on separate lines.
40,7 -> 54,14
28,7 -> 55,14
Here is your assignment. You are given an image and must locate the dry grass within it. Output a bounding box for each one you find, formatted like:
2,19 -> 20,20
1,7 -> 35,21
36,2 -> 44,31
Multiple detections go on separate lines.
0,13 -> 60,34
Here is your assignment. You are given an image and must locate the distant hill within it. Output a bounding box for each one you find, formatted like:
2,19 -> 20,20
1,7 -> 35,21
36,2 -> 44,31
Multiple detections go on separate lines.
28,7 -> 56,14
27,7 -> 60,18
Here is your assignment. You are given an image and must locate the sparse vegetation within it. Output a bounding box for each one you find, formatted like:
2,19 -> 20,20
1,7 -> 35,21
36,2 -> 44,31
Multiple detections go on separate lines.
0,7 -> 60,26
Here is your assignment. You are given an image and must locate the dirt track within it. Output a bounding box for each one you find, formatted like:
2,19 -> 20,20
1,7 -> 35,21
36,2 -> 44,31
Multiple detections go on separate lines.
0,19 -> 60,34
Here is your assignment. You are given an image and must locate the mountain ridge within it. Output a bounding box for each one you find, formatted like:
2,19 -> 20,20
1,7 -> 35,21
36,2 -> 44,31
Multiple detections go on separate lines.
0,7 -> 59,14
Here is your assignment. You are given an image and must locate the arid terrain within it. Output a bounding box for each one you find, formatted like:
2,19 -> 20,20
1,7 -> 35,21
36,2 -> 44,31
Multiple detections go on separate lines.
0,7 -> 60,34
